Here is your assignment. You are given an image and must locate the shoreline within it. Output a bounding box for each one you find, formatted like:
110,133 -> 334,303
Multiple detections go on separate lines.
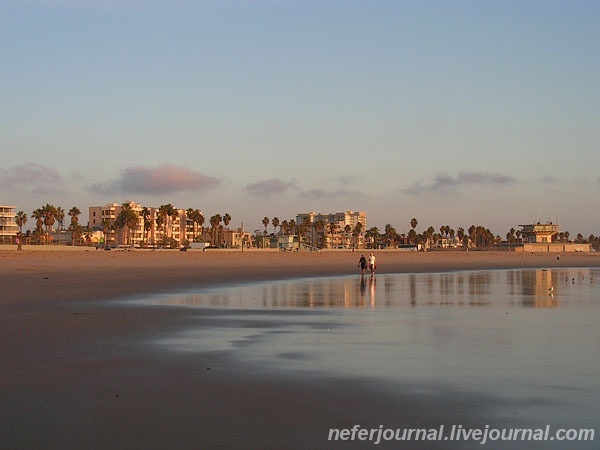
2,249 -> 599,449
2,247 -> 598,305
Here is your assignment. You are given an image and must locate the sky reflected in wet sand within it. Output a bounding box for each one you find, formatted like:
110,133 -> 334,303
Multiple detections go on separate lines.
143,268 -> 599,435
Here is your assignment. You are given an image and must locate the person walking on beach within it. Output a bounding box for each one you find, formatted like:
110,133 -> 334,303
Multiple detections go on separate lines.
368,252 -> 376,275
358,254 -> 367,275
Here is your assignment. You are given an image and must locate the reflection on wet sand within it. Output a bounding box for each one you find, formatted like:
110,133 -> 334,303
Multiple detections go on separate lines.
158,268 -> 598,310
149,267 -> 600,442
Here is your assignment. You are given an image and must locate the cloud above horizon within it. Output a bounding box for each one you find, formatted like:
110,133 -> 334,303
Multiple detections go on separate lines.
243,178 -> 298,197
89,164 -> 221,195
298,188 -> 364,199
401,171 -> 515,194
0,163 -> 63,194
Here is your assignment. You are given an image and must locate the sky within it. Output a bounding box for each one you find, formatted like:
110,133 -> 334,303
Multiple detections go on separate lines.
2,0 -> 599,236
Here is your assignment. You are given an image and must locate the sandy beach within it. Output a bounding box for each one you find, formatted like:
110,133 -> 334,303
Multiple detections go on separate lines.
2,248 -> 599,449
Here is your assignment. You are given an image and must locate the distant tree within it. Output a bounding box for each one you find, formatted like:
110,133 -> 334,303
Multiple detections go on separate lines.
352,222 -> 363,249
210,214 -> 222,246
15,211 -> 27,250
385,223 -> 396,248
68,207 -> 82,245
262,216 -> 270,234
54,206 -> 65,245
410,218 -> 418,231
272,217 -> 280,235
115,202 -> 139,246
223,213 -> 232,228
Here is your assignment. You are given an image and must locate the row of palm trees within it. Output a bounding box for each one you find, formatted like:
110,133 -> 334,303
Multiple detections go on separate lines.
12,205 -> 600,250
258,216 -> 600,250
15,204 -> 83,247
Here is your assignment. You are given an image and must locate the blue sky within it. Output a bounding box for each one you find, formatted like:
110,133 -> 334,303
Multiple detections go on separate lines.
2,0 -> 599,236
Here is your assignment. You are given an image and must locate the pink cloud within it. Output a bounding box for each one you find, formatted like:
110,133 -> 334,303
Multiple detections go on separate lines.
90,163 -> 221,195
0,163 -> 63,193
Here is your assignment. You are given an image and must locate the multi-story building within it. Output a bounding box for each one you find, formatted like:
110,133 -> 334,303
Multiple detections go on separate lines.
89,202 -> 202,247
0,205 -> 18,244
296,211 -> 367,249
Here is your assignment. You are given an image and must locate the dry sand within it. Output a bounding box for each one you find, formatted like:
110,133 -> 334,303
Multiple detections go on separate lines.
2,247 -> 599,449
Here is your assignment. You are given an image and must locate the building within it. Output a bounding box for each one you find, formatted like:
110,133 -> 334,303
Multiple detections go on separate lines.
519,222 -> 559,243
517,222 -> 590,253
89,202 -> 202,247
296,211 -> 367,249
0,205 -> 18,244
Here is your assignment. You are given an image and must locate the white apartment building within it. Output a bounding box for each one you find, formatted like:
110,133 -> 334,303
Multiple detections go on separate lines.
0,205 -> 18,244
89,202 -> 200,247
296,210 -> 367,249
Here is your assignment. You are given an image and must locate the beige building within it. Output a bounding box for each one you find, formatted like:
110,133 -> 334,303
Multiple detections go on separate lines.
517,222 -> 590,253
0,205 -> 18,244
89,202 -> 201,247
296,211 -> 367,249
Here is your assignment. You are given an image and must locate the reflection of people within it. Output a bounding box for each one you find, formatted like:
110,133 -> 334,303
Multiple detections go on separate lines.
369,274 -> 376,307
368,252 -> 376,275
358,254 -> 367,275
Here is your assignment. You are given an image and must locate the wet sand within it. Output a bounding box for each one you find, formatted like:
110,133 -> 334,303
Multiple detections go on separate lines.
2,248 -> 599,449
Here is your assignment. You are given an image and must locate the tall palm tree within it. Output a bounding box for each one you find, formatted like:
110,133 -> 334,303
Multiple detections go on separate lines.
141,207 -> 153,246
195,210 -> 205,241
385,224 -> 396,248
15,211 -> 27,250
68,207 -> 81,246
115,202 -> 139,246
210,214 -> 222,246
53,206 -> 65,245
32,208 -> 44,244
410,218 -> 418,231
272,217 -> 280,235
262,216 -> 270,234
223,213 -> 232,228
41,204 -> 57,245
158,204 -> 176,242
327,221 -> 338,248
344,224 -> 352,248
352,222 -> 363,249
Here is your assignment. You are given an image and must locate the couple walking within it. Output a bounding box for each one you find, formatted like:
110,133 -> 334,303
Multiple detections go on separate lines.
358,252 -> 376,275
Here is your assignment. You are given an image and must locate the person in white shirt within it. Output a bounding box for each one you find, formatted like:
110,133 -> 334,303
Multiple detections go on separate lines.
368,252 -> 376,275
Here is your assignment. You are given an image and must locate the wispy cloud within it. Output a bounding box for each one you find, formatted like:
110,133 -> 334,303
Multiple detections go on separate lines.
0,163 -> 63,194
298,188 -> 363,199
89,163 -> 220,195
243,178 -> 297,197
401,171 -> 515,194
539,176 -> 560,184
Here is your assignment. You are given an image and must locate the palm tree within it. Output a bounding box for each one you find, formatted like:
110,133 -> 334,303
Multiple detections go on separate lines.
272,217 -> 280,235
366,227 -> 380,249
262,216 -> 270,234
41,204 -> 57,244
385,224 -> 396,248
142,207 -> 153,246
158,204 -> 176,243
410,218 -> 418,231
352,222 -> 363,249
115,202 -> 139,246
281,220 -> 289,235
32,208 -> 44,244
54,207 -> 65,245
327,221 -> 338,249
68,206 -> 82,246
223,213 -> 232,229
102,218 -> 113,247
195,210 -> 205,241
15,211 -> 27,250
210,214 -> 222,246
